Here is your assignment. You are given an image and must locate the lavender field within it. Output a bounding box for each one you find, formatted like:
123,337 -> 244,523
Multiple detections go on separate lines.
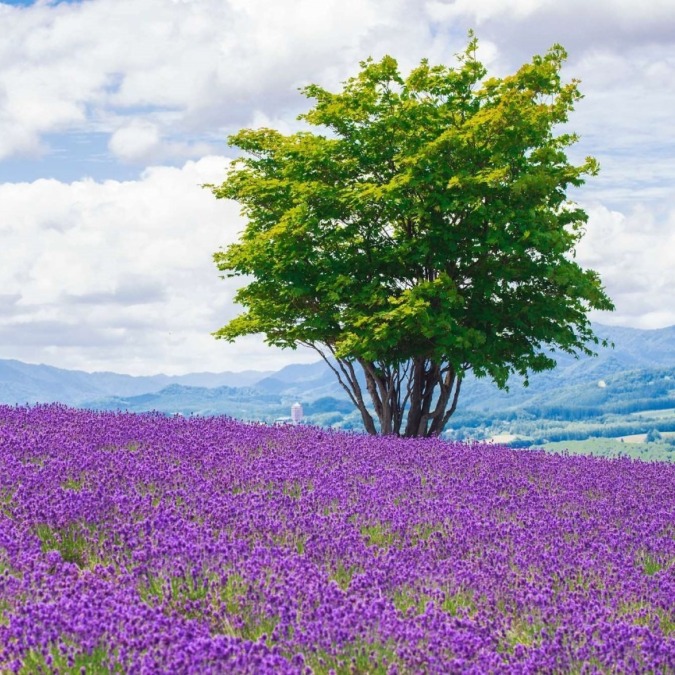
0,405 -> 673,673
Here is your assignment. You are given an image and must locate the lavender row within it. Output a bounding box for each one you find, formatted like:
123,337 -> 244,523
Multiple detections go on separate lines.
0,404 -> 673,673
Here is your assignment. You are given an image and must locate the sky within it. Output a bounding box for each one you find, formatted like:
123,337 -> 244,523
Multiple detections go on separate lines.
0,0 -> 673,376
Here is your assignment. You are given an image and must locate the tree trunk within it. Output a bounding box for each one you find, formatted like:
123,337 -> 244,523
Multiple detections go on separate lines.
309,345 -> 462,438
366,357 -> 463,438
310,347 -> 378,435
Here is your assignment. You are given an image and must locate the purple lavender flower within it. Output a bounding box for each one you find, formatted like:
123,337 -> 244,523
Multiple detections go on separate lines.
0,404 -> 672,673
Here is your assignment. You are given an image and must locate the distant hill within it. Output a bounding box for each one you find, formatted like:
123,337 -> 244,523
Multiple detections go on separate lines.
254,360 -> 339,397
84,383 -> 284,420
0,324 -> 673,423
0,359 -> 271,407
456,324 -> 675,412
246,324 -> 675,414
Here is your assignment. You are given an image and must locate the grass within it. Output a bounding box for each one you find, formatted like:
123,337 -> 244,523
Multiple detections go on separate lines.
61,475 -> 86,491
502,615 -> 545,652
20,643 -> 122,674
540,437 -> 675,461
441,588 -> 476,617
636,550 -> 673,576
391,586 -> 432,616
328,561 -> 362,591
35,522 -> 98,568
305,639 -> 401,675
629,408 -> 675,419
0,488 -> 15,518
360,522 -> 398,549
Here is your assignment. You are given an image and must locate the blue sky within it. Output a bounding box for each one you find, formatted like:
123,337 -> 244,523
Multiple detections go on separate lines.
0,0 -> 674,375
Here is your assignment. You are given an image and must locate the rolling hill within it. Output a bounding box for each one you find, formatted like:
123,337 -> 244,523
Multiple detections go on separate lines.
1,324 -> 673,433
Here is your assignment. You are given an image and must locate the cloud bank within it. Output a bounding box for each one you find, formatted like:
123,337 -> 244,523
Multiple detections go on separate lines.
0,156 -> 319,373
0,0 -> 673,374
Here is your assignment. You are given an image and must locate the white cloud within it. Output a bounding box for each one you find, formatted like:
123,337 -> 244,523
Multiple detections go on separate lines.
577,202 -> 675,329
426,0 -> 545,24
108,120 -> 161,162
0,0 -> 673,375
2,0 -> 674,164
108,118 -> 217,163
0,0 -> 455,164
425,0 -> 675,47
0,155 -> 317,374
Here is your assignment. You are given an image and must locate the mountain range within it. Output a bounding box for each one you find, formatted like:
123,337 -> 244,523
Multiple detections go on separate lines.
1,324 -> 673,426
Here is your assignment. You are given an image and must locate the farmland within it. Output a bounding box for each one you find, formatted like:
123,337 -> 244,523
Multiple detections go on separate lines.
0,405 -> 673,673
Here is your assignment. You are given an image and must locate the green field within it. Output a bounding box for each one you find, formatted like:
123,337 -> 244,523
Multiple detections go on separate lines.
538,437 -> 675,462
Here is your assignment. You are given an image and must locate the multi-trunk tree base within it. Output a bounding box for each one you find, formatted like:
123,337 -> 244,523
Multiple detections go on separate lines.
314,346 -> 462,437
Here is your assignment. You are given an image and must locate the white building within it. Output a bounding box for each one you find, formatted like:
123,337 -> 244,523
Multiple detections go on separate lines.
291,402 -> 303,424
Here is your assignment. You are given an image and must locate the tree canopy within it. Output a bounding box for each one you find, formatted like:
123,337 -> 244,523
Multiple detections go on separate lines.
208,36 -> 614,437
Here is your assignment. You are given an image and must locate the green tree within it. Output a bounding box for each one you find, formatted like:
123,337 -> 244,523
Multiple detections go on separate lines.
208,36 -> 614,437
646,428 -> 662,443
